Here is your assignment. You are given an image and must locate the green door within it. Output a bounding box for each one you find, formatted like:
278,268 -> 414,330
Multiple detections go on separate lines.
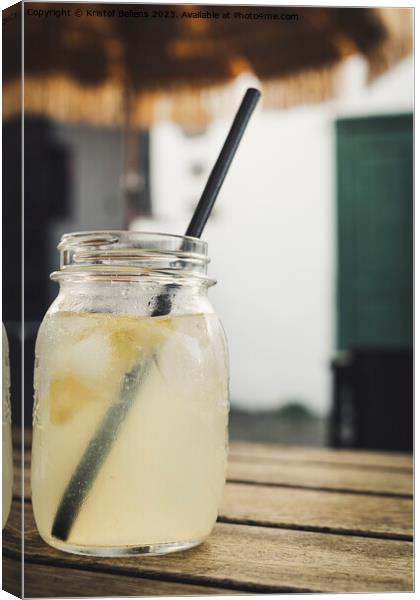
336,114 -> 413,351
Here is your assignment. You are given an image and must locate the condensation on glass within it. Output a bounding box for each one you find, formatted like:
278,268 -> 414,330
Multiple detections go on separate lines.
31,231 -> 229,556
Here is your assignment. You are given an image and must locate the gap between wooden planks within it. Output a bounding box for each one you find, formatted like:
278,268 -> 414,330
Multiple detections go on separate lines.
4,501 -> 413,594
7,437 -> 414,594
12,482 -> 414,542
220,482 -> 413,540
19,561 -> 242,597
18,444 -> 413,497
226,455 -> 412,496
15,443 -> 413,541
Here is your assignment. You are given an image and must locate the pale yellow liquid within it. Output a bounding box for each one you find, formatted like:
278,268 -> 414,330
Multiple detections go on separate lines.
31,311 -> 229,552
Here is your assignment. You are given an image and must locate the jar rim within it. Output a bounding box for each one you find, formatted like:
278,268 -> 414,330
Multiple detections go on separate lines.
53,230 -> 214,285
59,230 -> 207,252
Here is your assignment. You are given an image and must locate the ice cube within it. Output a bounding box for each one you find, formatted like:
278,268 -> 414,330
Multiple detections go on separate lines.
65,332 -> 113,384
50,328 -> 112,387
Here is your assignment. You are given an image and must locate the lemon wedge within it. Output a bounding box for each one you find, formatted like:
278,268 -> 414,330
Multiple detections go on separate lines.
49,375 -> 94,424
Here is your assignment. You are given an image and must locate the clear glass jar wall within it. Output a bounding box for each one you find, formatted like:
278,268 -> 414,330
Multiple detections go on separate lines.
31,232 -> 229,556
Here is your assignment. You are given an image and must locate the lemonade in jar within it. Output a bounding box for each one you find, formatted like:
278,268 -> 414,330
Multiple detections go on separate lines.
31,231 -> 229,556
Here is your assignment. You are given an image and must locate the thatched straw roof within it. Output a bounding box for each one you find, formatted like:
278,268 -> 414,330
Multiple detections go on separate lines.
3,4 -> 412,128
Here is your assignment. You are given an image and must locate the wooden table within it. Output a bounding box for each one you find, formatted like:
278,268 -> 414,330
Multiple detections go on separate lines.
3,435 -> 413,596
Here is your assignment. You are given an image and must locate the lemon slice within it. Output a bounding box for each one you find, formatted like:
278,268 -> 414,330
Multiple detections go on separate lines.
108,317 -> 175,372
49,375 -> 94,424
48,313 -> 175,423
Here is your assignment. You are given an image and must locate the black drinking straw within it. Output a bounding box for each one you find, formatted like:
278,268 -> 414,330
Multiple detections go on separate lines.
186,87 -> 261,238
51,88 -> 261,542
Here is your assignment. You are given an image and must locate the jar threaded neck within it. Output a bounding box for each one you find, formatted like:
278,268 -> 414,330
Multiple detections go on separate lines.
52,231 -> 215,286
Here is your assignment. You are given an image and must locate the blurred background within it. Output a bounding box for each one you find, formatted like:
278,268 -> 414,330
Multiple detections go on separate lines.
3,3 -> 413,450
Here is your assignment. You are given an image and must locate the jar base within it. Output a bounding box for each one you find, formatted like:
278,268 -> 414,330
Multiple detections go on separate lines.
44,536 -> 207,557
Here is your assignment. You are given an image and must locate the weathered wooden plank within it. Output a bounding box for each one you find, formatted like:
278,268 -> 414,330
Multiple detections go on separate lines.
4,502 -> 413,593
227,455 -> 413,496
2,555 -> 22,598
220,483 -> 413,539
22,562 -> 242,597
15,477 -> 413,540
16,452 -> 414,503
16,469 -> 413,540
229,441 -> 413,470
19,430 -> 413,469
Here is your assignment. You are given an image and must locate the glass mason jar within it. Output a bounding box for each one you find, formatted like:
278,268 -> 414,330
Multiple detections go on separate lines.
2,324 -> 13,529
31,231 -> 229,556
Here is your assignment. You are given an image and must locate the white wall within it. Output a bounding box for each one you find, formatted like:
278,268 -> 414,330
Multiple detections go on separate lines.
133,56 -> 413,415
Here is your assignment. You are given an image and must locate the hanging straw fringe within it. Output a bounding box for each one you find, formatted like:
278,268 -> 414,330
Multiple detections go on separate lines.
262,66 -> 341,111
367,8 -> 413,81
2,65 -> 350,130
3,8 -> 412,130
